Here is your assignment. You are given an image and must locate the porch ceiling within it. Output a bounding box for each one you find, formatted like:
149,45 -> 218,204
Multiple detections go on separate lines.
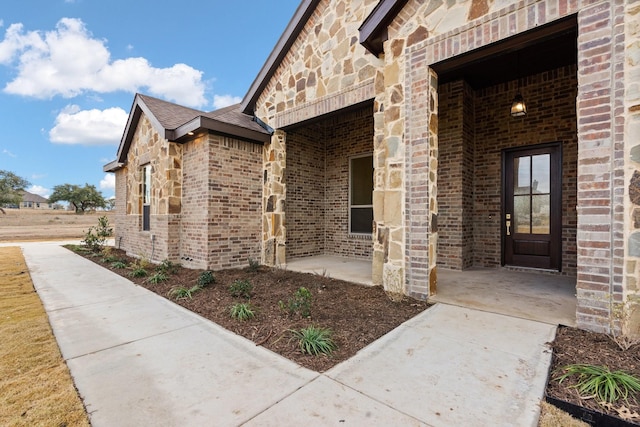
432,15 -> 577,89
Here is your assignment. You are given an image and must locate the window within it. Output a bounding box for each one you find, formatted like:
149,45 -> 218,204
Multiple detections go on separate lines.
349,154 -> 373,234
142,164 -> 151,231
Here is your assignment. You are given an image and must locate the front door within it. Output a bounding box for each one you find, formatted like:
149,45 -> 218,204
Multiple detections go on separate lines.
503,143 -> 562,270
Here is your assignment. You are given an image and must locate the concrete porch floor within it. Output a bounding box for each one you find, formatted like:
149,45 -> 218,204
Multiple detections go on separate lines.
285,255 -> 577,327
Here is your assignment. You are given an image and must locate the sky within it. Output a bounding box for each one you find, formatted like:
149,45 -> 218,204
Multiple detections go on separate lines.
0,0 -> 301,200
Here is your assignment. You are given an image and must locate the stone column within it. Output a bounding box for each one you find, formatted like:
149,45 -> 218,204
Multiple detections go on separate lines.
262,130 -> 287,266
373,37 -> 407,297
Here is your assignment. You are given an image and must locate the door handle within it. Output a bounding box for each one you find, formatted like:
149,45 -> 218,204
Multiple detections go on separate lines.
506,220 -> 511,236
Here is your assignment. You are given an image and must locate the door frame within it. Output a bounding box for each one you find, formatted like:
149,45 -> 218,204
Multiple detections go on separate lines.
501,141 -> 563,270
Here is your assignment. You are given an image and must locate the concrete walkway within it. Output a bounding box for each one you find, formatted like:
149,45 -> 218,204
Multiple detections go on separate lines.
20,243 -> 556,426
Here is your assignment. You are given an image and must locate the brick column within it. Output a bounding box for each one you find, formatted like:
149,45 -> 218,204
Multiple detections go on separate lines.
575,2 -> 625,334
262,130 -> 287,266
405,63 -> 439,299
624,0 -> 640,338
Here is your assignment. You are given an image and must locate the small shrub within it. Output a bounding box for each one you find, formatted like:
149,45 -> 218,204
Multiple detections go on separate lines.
229,279 -> 253,299
279,287 -> 312,318
134,255 -> 151,270
148,272 -> 168,284
198,270 -> 215,288
129,267 -> 148,278
555,364 -> 640,404
157,259 -> 180,275
229,303 -> 256,321
81,215 -> 113,252
70,244 -> 90,253
291,326 -> 337,356
247,258 -> 260,272
111,261 -> 127,269
169,285 -> 202,300
102,255 -> 121,263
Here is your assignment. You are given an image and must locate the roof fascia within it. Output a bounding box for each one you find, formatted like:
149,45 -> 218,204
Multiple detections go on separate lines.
359,0 -> 408,55
241,0 -> 320,115
115,94 -> 171,163
103,160 -> 124,172
174,117 -> 271,144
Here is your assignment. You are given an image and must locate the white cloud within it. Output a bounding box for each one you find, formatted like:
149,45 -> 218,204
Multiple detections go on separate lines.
99,173 -> 115,191
213,94 -> 242,109
0,18 -> 208,108
49,104 -> 128,145
31,173 -> 47,180
27,185 -> 50,198
2,149 -> 16,157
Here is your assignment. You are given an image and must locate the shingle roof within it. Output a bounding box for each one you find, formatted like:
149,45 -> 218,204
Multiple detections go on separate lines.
105,94 -> 271,172
21,191 -> 49,203
138,94 -> 204,130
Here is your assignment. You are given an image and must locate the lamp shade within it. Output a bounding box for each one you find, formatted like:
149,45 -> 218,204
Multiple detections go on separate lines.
510,94 -> 527,117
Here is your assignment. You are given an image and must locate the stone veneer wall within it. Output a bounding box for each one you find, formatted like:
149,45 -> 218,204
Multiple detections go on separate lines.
254,0 -> 635,334
120,114 -> 182,262
624,2 -> 640,337
255,0 -> 380,125
257,0 -> 382,267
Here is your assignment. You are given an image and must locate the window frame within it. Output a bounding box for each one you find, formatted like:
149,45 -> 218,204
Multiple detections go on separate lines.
142,163 -> 151,231
348,153 -> 374,236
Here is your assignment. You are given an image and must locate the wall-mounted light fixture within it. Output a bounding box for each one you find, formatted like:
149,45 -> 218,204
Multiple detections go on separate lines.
510,93 -> 527,117
511,52 -> 527,117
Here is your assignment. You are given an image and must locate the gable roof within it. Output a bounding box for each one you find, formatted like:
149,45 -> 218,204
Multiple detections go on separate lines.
241,0 -> 321,115
105,94 -> 271,172
241,0 -> 409,115
21,191 -> 49,203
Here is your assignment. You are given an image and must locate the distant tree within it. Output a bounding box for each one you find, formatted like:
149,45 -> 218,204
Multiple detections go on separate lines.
49,183 -> 106,213
105,198 -> 116,211
0,170 -> 30,214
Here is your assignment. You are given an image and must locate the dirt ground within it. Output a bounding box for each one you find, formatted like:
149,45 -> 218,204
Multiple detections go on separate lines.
73,246 -> 430,372
0,209 -> 114,242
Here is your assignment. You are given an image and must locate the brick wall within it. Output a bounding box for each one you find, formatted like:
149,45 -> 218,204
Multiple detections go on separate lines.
285,106 -> 374,261
286,124 -> 326,258
325,107 -> 374,259
437,80 -> 475,270
180,135 -> 209,268
206,136 -> 262,269
180,134 -> 262,270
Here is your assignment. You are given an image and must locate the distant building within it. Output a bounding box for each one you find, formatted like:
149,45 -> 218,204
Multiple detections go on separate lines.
20,191 -> 53,209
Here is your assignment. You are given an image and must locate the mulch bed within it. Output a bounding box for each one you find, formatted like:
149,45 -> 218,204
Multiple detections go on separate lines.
69,245 -> 640,423
547,326 -> 640,424
72,246 -> 430,372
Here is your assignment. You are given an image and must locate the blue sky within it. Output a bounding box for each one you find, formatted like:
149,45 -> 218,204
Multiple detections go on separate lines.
0,0 -> 300,199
